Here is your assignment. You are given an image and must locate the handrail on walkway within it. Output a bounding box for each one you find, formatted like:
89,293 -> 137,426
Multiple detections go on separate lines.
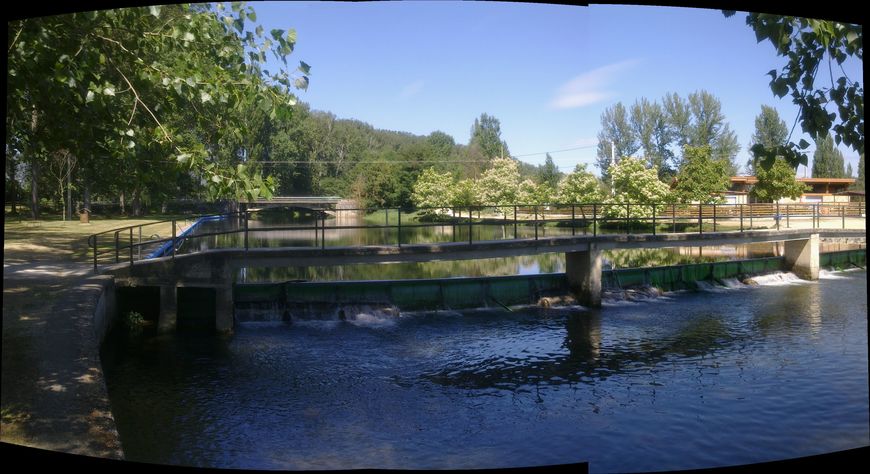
87,201 -> 866,273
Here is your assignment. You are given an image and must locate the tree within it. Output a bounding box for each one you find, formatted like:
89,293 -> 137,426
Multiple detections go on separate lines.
630,98 -> 674,179
538,153 -> 561,189
7,3 -> 308,215
685,90 -> 741,174
673,145 -> 731,204
751,158 -> 809,202
606,157 -> 672,218
469,113 -> 509,160
853,153 -> 865,190
476,157 -> 520,210
412,167 -> 454,213
812,134 -> 847,178
596,102 -> 639,182
557,164 -> 605,204
449,179 -> 480,208
748,105 -> 789,174
725,12 -> 863,170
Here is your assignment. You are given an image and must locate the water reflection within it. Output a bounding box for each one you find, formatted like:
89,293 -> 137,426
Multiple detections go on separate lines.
171,209 -> 861,283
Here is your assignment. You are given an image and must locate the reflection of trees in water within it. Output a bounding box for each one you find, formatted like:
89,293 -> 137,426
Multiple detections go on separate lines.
604,248 -> 724,269
242,253 -> 567,282
421,312 -> 739,391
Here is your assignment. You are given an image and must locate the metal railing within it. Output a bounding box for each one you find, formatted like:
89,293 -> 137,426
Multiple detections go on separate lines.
87,201 -> 866,273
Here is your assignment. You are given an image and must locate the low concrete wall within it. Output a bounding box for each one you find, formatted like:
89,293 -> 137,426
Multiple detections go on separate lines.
88,275 -> 117,345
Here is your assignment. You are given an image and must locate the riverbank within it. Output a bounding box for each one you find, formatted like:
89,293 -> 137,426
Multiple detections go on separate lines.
2,215 -> 180,458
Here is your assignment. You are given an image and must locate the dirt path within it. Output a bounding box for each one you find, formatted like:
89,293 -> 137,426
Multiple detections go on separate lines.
2,219 -> 136,458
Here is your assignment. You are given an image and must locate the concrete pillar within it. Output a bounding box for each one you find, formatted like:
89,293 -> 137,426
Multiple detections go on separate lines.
158,284 -> 177,332
784,234 -> 819,280
566,245 -> 603,308
215,286 -> 234,334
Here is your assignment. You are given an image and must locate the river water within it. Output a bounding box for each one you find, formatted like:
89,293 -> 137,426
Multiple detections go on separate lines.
102,269 -> 868,471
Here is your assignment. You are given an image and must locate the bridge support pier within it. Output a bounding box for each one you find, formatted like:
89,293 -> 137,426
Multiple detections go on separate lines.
216,286 -> 234,334
566,245 -> 602,308
784,233 -> 819,280
158,284 -> 177,333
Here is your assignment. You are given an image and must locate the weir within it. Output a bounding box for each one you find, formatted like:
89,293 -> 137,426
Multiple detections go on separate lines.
99,222 -> 864,333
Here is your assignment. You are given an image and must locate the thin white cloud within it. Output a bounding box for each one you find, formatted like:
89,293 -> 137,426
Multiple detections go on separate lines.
400,80 -> 425,99
549,59 -> 641,109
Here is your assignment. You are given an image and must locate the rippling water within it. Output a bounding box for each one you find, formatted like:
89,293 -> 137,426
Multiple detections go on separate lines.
102,270 -> 868,471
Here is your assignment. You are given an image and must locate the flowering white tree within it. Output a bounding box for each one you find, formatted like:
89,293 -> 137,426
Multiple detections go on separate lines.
449,178 -> 480,208
557,164 -> 606,203
411,167 -> 454,214
476,157 -> 521,214
605,157 -> 672,218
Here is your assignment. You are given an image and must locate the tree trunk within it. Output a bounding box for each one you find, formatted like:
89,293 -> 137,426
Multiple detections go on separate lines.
30,158 -> 40,220
29,108 -> 40,220
67,153 -> 73,220
119,190 -> 126,215
83,182 -> 91,212
131,187 -> 142,217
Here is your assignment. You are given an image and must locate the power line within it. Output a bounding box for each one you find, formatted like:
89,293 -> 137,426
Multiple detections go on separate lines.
512,144 -> 597,158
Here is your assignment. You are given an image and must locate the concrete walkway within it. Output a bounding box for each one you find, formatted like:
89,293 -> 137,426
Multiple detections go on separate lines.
2,258 -> 123,458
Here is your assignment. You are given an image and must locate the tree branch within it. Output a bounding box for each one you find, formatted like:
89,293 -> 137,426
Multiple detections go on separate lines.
114,65 -> 171,143
8,22 -> 25,53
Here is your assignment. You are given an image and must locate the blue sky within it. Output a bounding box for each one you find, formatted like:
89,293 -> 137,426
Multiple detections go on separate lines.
253,1 -> 863,177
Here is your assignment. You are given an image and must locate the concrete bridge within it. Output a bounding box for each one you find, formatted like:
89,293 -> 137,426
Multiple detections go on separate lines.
102,227 -> 865,333
243,196 -> 349,212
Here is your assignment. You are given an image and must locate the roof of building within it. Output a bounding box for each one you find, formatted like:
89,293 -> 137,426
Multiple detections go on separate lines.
730,176 -> 855,185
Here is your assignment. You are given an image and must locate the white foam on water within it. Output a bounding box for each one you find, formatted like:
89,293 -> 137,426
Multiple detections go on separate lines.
718,277 -> 746,289
694,280 -> 726,292
346,311 -> 399,328
746,271 -> 806,286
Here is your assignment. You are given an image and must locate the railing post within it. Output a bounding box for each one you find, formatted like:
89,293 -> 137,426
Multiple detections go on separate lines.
842,204 -> 846,229
626,203 -> 631,235
698,204 -> 703,235
786,204 -> 789,228
129,227 -> 134,264
534,205 -> 538,240
740,203 -> 744,232
750,203 -> 753,229
171,220 -> 176,259
571,204 -> 576,236
138,227 -> 142,260
469,206 -> 473,245
672,203 -> 676,234
244,211 -> 249,251
114,231 -> 120,263
775,202 -> 780,230
397,207 -> 402,248
92,235 -> 97,273
713,203 -> 717,232
813,203 -> 817,229
652,204 -> 656,236
322,212 -> 326,249
514,205 -> 518,239
593,203 -> 598,237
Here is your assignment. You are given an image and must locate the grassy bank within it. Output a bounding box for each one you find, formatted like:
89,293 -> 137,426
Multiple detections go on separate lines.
3,211 -> 192,264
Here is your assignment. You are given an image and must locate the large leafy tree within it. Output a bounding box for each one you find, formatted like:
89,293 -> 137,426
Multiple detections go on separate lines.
748,105 -> 789,174
538,153 -> 561,189
411,167 -> 454,213
630,98 -> 674,179
752,158 -> 809,202
811,134 -> 847,177
605,157 -> 672,218
596,102 -> 639,182
476,157 -> 520,209
469,113 -> 509,160
7,3 -> 309,217
556,164 -> 605,204
673,145 -> 731,204
726,11 -> 863,171
853,153 -> 865,190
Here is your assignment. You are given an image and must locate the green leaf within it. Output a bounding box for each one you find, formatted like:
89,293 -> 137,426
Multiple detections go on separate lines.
176,153 -> 190,164
85,90 -> 95,103
183,32 -> 195,42
798,139 -> 810,149
149,5 -> 161,18
200,91 -> 212,103
298,61 -> 311,75
126,140 -> 135,149
125,129 -> 135,137
287,29 -> 297,44
103,86 -> 116,96
247,11 -> 256,22
294,76 -> 309,90
255,25 -> 263,37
